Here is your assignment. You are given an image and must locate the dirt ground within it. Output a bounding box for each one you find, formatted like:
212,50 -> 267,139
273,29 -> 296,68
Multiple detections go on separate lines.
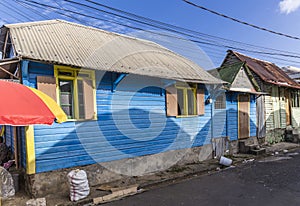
1,142 -> 299,206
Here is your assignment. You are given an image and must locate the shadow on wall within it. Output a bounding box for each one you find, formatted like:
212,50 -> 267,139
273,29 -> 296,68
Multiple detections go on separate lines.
34,108 -> 212,174
33,71 -> 258,174
34,107 -> 258,175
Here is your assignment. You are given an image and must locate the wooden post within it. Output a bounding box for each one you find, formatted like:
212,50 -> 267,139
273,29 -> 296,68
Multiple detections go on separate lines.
13,127 -> 19,169
0,66 -> 19,79
25,126 -> 35,174
2,31 -> 9,59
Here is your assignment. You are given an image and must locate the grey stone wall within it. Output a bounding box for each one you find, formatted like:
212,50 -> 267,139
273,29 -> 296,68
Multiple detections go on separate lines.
265,128 -> 285,144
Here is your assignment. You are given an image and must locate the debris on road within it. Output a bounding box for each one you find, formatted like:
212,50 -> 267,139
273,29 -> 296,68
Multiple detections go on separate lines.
219,156 -> 233,166
26,198 -> 46,206
242,159 -> 255,164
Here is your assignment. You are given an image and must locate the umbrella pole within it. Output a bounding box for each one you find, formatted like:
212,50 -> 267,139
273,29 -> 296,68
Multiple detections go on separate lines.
13,127 -> 19,169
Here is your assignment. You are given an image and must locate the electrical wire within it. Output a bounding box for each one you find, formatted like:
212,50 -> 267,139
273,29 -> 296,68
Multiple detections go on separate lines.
11,0 -> 52,20
0,9 -> 23,22
7,0 -> 300,67
84,0 -> 300,56
18,0 -> 300,59
0,2 -> 34,21
183,0 -> 300,41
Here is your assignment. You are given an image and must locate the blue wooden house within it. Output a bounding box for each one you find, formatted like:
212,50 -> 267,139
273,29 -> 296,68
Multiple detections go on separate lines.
0,20 -> 223,197
209,61 -> 258,153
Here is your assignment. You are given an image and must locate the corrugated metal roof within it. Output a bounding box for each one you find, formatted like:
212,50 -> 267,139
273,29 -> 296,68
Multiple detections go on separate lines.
1,20 -> 222,84
228,50 -> 300,89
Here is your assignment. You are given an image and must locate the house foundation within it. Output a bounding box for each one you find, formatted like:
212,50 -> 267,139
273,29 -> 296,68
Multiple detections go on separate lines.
25,144 -> 214,197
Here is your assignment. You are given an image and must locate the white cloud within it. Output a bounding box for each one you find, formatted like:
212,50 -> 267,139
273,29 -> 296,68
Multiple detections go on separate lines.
279,0 -> 300,14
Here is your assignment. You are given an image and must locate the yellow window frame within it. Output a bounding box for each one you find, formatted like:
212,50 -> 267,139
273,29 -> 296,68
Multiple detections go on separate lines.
54,65 -> 97,121
176,83 -> 197,117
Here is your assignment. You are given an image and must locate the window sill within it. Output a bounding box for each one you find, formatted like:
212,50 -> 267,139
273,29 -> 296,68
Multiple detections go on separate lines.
62,118 -> 98,122
176,115 -> 199,118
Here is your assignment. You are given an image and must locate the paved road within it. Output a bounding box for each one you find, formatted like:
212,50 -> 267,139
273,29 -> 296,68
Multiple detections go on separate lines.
104,150 -> 300,206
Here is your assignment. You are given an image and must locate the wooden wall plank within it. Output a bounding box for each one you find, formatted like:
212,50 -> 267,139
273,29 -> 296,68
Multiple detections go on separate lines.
226,93 -> 238,141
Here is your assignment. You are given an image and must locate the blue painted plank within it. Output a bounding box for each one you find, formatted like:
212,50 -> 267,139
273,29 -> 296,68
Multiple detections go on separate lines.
29,68 -> 214,173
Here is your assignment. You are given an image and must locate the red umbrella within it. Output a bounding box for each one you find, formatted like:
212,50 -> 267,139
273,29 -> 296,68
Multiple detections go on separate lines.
0,80 -> 67,125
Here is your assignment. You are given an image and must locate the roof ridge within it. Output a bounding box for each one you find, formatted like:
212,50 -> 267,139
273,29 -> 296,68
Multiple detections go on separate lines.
4,19 -> 60,28
230,50 -> 274,65
55,19 -> 173,51
4,19 -> 205,67
4,19 -> 167,50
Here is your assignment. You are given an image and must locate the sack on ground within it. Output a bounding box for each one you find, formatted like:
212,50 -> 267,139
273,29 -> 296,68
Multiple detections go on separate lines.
0,166 -> 15,198
67,169 -> 90,202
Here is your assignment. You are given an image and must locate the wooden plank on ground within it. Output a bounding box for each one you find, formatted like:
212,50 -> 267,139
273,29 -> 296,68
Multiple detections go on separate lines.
94,184 -> 138,204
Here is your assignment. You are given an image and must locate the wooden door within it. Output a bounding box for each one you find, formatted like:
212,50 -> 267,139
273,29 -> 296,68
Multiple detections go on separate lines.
285,92 -> 291,126
238,94 -> 250,139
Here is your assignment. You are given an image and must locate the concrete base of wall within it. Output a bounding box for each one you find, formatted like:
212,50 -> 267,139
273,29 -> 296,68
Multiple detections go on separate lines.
25,144 -> 214,198
228,140 -> 238,155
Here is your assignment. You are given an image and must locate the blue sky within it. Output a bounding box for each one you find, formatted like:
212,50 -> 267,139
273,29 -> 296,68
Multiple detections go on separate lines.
1,0 -> 300,70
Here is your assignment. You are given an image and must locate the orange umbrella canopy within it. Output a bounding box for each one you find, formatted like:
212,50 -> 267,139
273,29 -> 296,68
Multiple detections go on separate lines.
0,80 -> 67,126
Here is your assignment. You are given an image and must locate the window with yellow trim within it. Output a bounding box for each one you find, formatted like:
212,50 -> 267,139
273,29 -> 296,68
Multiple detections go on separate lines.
166,83 -> 204,117
177,86 -> 197,116
54,66 -> 96,120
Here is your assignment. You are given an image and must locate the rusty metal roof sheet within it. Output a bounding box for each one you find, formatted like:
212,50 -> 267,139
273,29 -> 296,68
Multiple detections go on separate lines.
1,20 -> 222,84
229,50 -> 300,89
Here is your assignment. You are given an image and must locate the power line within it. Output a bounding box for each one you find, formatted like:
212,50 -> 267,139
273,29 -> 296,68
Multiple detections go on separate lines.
23,1 -> 226,60
0,2 -> 34,21
84,0 -> 300,56
68,1 -> 300,59
11,2 -> 273,53
183,0 -> 300,41
34,0 -> 300,59
17,0 -> 300,67
11,0 -> 51,20
0,9 -> 23,22
11,0 -> 300,67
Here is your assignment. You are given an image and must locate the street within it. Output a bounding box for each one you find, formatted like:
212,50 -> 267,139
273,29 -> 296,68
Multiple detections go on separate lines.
104,150 -> 300,206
